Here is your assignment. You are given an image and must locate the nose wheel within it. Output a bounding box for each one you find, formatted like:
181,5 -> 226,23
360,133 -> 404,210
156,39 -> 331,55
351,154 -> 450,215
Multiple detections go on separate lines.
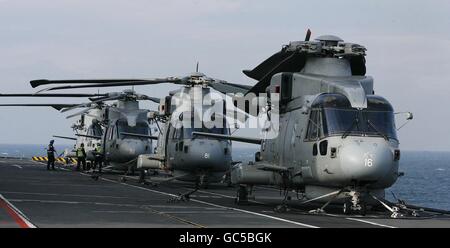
343,191 -> 367,216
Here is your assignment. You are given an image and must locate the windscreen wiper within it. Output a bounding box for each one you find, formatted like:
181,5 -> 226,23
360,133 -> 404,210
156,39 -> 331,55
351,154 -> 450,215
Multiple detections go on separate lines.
342,118 -> 359,139
367,120 -> 389,141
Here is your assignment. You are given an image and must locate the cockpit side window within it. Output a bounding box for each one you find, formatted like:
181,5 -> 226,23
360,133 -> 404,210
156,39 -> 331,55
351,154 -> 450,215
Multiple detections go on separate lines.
305,110 -> 320,141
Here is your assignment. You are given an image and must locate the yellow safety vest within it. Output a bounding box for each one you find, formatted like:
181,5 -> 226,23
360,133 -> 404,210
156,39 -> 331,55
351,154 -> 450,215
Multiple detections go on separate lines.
76,148 -> 85,157
95,146 -> 102,154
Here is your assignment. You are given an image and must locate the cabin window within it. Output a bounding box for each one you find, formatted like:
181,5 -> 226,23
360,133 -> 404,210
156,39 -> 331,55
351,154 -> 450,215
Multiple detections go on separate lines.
319,140 -> 328,156
313,143 -> 318,156
281,73 -> 293,103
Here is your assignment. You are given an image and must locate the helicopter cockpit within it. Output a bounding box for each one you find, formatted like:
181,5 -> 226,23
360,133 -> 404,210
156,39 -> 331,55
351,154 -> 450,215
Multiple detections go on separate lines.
306,94 -> 397,141
116,119 -> 150,139
87,122 -> 103,137
172,118 -> 231,140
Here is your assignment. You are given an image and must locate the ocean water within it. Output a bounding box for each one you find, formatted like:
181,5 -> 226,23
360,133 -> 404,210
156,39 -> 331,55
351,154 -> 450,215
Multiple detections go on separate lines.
0,144 -> 73,158
1,144 -> 449,210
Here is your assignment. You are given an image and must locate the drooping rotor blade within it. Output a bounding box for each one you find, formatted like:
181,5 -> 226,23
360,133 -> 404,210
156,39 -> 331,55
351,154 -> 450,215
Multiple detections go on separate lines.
192,132 -> 261,144
53,135 -> 77,141
0,104 -> 79,111
138,95 -> 160,103
35,78 -> 183,93
75,134 -> 102,140
246,51 -> 306,94
120,132 -> 159,140
208,80 -> 252,95
0,93 -> 108,98
30,79 -> 150,88
60,95 -> 118,113
65,107 -> 99,119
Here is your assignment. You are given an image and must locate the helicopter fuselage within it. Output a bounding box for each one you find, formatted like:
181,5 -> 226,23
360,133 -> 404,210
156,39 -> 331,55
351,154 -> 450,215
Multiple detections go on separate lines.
230,52 -> 402,203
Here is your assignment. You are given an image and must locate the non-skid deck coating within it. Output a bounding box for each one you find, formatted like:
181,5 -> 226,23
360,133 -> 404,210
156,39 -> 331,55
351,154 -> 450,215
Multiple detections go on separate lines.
1,158 -> 449,228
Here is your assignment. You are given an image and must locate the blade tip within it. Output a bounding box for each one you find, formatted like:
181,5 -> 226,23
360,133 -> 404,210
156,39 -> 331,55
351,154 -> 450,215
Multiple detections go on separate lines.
30,79 -> 49,88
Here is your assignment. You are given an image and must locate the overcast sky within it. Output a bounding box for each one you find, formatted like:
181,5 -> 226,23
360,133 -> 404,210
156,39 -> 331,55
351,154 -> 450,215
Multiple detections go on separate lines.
0,0 -> 449,151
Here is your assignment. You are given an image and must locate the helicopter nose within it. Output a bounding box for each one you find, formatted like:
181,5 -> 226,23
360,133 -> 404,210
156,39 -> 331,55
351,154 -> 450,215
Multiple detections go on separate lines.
339,140 -> 394,184
121,141 -> 146,160
188,140 -> 230,171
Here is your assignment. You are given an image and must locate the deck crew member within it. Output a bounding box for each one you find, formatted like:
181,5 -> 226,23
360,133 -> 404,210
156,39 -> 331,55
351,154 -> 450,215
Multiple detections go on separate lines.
93,143 -> 103,173
47,140 -> 57,170
76,143 -> 87,171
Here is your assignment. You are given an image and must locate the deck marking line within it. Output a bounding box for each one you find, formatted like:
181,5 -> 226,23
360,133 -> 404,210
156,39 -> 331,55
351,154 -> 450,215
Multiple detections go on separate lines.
0,194 -> 36,228
346,217 -> 396,228
99,177 -> 319,228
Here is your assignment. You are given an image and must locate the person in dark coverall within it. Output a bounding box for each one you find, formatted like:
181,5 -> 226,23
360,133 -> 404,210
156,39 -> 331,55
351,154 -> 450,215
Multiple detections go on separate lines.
76,143 -> 87,171
47,140 -> 57,170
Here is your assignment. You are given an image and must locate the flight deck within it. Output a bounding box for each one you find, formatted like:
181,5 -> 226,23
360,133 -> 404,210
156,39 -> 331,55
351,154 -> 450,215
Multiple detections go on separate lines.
1,158 -> 450,228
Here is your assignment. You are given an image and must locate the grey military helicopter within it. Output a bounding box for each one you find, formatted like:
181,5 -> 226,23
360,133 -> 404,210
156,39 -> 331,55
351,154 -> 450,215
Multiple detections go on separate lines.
0,93 -> 111,164
192,32 -> 413,217
53,90 -> 160,175
30,72 -> 252,199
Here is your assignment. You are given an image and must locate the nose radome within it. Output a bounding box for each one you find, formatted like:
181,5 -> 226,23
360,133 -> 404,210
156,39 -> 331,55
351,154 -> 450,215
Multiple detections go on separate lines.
340,142 -> 394,182
122,141 -> 146,158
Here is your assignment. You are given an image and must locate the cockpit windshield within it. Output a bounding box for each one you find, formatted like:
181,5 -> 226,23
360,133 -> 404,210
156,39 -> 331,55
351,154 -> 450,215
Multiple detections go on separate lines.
173,117 -> 230,139
183,125 -> 230,139
308,94 -> 398,140
87,123 -> 103,137
117,120 -> 150,139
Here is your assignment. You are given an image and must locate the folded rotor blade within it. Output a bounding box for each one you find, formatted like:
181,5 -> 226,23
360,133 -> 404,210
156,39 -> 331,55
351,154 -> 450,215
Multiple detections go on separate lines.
61,95 -> 117,113
208,80 -> 252,94
0,104 -> 79,111
52,135 -> 77,141
120,132 -> 159,140
30,79 -> 149,88
138,95 -> 160,103
75,134 -> 102,140
65,107 -> 97,119
192,132 -> 261,144
0,93 -> 107,98
34,78 -> 182,93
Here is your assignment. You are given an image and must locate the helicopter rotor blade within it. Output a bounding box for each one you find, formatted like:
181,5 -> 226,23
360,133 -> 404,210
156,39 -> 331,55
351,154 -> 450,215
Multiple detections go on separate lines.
208,80 -> 252,95
60,94 -> 121,113
0,104 -> 79,111
30,79 -> 150,88
137,95 -> 160,103
52,135 -> 77,141
65,107 -> 98,119
0,93 -> 108,98
34,78 -> 183,93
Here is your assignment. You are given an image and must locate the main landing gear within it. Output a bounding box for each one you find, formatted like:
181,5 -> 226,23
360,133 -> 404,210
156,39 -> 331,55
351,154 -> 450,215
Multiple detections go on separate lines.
167,182 -> 199,203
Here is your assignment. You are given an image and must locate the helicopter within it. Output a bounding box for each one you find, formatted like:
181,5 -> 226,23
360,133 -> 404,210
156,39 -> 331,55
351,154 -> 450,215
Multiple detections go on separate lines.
53,90 -> 161,175
0,90 -> 160,174
0,93 -> 112,165
192,32 -> 414,217
30,72 -> 253,198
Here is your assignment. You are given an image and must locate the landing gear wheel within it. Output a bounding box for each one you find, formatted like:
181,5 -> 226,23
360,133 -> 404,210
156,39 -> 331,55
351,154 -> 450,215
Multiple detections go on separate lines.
343,201 -> 351,215
274,204 -> 289,213
359,203 -> 367,216
235,185 -> 248,205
